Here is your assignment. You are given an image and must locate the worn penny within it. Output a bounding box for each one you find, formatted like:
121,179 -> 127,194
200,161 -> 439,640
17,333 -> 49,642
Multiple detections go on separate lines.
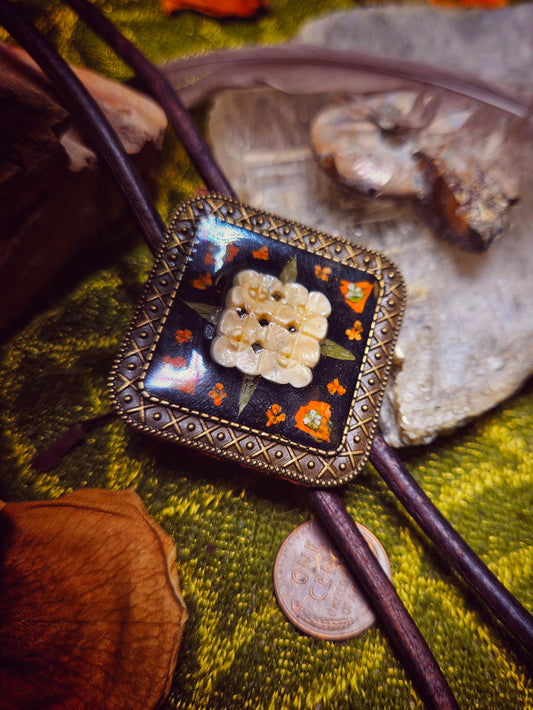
273,519 -> 391,640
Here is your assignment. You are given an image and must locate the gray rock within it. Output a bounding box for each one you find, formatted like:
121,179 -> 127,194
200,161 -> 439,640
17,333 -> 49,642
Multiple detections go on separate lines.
298,5 -> 533,96
206,7 -> 533,446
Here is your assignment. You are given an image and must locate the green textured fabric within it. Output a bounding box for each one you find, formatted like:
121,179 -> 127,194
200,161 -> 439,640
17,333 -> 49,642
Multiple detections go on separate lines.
1,2 -> 533,708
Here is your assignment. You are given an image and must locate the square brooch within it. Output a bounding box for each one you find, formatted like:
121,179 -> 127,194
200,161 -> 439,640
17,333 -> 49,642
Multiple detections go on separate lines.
109,195 -> 406,487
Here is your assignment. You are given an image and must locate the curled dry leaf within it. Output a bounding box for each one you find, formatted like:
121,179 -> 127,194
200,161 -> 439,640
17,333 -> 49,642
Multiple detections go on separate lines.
161,0 -> 267,18
0,488 -> 187,710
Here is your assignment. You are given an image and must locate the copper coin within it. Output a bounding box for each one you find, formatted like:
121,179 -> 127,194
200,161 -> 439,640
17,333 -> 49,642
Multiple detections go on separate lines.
273,519 -> 391,640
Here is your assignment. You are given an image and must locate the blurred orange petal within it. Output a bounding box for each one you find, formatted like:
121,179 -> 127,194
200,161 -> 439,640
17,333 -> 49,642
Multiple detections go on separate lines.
0,488 -> 187,710
161,0 -> 267,18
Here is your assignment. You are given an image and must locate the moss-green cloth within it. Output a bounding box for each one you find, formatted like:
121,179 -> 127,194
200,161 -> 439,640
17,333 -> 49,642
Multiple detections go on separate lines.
1,2 -> 532,708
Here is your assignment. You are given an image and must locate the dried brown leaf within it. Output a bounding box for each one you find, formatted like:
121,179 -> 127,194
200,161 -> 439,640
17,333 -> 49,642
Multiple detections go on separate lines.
0,488 -> 187,710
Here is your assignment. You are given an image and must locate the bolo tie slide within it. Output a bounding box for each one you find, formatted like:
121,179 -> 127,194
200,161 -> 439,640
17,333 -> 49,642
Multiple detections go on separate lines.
2,1 -> 532,709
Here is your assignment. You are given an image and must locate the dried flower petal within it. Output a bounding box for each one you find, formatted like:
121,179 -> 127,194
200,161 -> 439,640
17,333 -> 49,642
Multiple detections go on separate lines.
0,488 -> 187,710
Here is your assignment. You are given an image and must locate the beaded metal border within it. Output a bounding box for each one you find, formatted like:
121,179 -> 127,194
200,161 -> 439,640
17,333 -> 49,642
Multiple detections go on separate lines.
109,195 -> 406,487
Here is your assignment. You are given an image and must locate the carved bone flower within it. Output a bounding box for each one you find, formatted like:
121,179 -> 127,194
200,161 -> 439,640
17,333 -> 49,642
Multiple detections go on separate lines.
211,269 -> 331,388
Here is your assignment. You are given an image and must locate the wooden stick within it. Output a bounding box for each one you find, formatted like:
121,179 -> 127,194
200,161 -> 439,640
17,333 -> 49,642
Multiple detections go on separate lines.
370,429 -> 533,652
310,489 -> 459,710
160,44 -> 530,120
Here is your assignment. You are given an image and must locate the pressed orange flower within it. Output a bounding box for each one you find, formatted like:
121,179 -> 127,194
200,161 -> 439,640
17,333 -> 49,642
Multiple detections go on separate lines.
191,273 -> 212,290
252,245 -> 269,260
266,403 -> 286,427
163,355 -> 187,368
175,329 -> 193,344
327,378 -> 346,396
294,401 -> 332,442
340,280 -> 373,313
180,380 -> 197,395
158,353 -> 202,394
225,243 -> 239,262
314,264 -> 332,282
209,382 -> 226,406
345,320 -> 363,341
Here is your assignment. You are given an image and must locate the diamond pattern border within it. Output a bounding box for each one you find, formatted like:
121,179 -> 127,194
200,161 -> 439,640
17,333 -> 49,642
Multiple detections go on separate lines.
109,195 -> 406,487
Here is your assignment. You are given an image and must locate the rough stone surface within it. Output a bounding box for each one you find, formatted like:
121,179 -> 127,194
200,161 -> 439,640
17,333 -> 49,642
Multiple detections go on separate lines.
298,5 -> 533,96
206,7 -> 533,446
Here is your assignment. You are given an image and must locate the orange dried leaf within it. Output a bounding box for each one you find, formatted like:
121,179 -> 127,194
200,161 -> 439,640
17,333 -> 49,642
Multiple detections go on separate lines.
161,0 -> 267,18
0,488 -> 187,710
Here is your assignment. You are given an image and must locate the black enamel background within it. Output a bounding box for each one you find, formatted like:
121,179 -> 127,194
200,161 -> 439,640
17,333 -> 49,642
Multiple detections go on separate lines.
142,215 -> 379,455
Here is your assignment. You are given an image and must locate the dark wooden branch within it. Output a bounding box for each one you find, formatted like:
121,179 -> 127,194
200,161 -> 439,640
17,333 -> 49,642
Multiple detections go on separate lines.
63,0 -> 235,199
160,44 -> 530,120
310,489 -> 459,710
370,428 -> 533,653
0,0 -> 164,254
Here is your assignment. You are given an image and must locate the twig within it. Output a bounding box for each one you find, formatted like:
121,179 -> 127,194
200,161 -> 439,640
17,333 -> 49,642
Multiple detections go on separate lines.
310,489 -> 459,710
160,44 -> 531,120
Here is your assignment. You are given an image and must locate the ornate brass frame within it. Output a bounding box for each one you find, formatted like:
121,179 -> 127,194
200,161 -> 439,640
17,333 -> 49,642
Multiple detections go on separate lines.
109,194 -> 405,486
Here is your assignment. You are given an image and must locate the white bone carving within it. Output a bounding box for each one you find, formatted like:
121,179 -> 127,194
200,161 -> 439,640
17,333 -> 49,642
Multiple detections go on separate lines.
211,270 -> 331,387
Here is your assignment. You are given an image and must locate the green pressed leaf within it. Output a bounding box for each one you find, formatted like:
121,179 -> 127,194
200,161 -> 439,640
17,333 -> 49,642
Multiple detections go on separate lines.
183,301 -> 221,322
279,256 -> 298,284
213,269 -> 231,288
321,339 -> 356,361
238,376 -> 260,415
